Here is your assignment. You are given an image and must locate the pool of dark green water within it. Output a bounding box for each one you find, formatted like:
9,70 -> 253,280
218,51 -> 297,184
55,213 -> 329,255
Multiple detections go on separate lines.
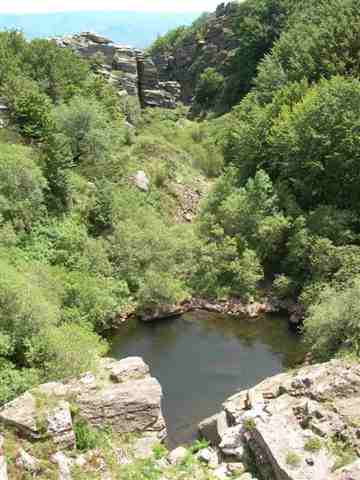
110,310 -> 305,447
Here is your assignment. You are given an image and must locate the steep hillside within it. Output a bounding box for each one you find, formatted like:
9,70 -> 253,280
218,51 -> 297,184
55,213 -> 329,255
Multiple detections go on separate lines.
149,0 -> 309,114
150,2 -> 241,109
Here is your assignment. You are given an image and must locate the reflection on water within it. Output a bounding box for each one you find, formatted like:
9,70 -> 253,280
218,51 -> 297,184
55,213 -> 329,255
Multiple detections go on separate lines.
110,310 -> 306,446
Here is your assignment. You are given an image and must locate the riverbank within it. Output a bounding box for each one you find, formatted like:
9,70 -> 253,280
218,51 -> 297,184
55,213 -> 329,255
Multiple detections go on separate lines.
135,296 -> 304,326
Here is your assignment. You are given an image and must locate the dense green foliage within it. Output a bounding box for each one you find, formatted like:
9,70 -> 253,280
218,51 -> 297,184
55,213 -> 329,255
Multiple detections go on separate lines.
2,0 -> 360,403
196,0 -> 360,360
0,31 -> 223,403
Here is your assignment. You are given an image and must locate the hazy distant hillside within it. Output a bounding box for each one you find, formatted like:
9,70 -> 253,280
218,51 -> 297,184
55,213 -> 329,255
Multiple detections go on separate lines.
0,10 -> 199,47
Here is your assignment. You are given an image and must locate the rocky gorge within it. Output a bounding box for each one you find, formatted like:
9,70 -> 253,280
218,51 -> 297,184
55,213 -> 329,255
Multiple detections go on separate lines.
1,0 -> 360,478
151,2 -> 240,105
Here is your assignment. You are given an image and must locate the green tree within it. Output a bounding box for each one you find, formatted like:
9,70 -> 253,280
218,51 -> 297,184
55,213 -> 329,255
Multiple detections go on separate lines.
0,258 -> 61,363
52,96 -> 122,171
23,38 -> 90,102
269,77 -> 360,210
4,76 -> 53,140
0,143 -> 47,230
27,323 -> 107,381
304,278 -> 360,360
223,0 -> 302,106
194,68 -> 225,111
255,0 -> 360,103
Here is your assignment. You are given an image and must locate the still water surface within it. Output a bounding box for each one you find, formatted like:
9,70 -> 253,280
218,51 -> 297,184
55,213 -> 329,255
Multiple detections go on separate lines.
110,310 -> 305,446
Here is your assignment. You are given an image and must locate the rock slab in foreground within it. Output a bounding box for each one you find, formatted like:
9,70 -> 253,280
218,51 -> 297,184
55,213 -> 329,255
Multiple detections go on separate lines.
199,359 -> 360,480
0,356 -> 166,445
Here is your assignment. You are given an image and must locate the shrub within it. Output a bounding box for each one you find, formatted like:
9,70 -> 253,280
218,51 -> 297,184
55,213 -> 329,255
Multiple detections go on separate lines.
194,68 -> 225,111
189,439 -> 209,454
0,259 -> 61,361
243,417 -> 256,432
222,0 -> 298,106
110,200 -> 197,307
4,76 -> 53,140
0,360 -> 39,406
0,143 -> 47,231
255,0 -> 360,103
152,443 -> 168,460
74,419 -> 100,451
303,277 -> 360,360
60,271 -> 130,331
304,436 -> 322,452
27,323 -> 108,381
269,77 -> 360,210
52,96 -> 123,172
286,451 -> 301,468
273,275 -> 294,299
327,437 -> 357,471
137,270 -> 188,311
23,38 -> 90,102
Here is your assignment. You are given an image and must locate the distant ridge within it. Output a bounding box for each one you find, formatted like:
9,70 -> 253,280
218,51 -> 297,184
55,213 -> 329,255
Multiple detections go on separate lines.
0,10 -> 200,48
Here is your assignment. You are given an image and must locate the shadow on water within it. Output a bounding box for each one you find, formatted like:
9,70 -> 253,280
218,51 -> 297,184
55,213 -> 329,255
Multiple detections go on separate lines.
110,310 -> 306,447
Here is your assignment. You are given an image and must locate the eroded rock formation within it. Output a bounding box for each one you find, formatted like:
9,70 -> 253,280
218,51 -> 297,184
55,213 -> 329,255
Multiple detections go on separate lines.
152,2 -> 240,104
0,356 -> 166,444
199,359 -> 360,480
54,32 -> 181,109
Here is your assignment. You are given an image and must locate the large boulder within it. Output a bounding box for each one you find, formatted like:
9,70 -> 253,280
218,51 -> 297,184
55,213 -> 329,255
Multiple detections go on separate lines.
0,357 -> 167,445
200,360 -> 360,480
77,376 -> 166,437
110,356 -> 150,383
0,394 -> 75,448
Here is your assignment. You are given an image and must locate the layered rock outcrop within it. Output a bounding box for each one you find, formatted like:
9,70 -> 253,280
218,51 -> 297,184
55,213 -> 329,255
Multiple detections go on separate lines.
0,356 -> 166,445
54,32 -> 181,108
151,2 -> 240,104
199,359 -> 360,480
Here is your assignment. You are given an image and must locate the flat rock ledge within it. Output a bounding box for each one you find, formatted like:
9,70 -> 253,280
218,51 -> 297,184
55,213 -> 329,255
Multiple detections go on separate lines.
0,356 -> 166,448
198,359 -> 360,480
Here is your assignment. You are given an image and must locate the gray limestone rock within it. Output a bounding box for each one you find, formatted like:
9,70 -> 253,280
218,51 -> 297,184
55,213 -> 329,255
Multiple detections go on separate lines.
110,356 -> 150,383
200,360 -> 360,480
55,32 -> 181,109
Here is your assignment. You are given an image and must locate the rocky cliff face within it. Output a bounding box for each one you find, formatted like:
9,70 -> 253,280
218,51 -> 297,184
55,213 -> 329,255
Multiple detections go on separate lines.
0,356 -> 166,443
0,357 -> 166,478
199,359 -> 360,480
151,2 -> 240,104
54,32 -> 181,109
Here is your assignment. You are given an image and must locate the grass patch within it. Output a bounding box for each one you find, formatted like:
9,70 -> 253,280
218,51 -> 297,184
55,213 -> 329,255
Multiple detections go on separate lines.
327,437 -> 357,471
152,443 -> 168,460
189,438 -> 209,454
304,436 -> 322,452
286,451 -> 301,468
73,419 -> 101,452
243,417 -> 257,432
